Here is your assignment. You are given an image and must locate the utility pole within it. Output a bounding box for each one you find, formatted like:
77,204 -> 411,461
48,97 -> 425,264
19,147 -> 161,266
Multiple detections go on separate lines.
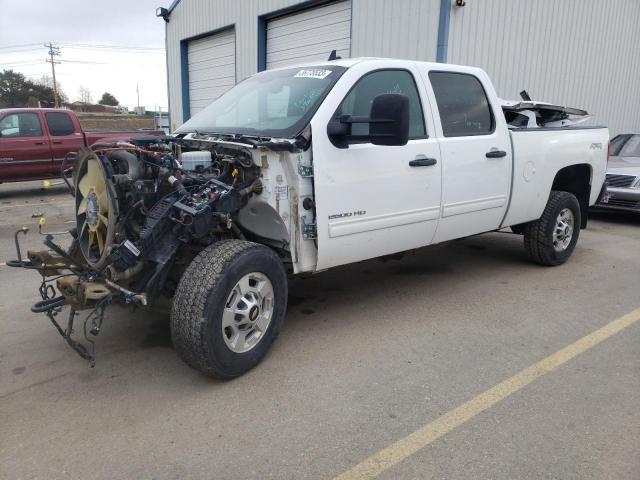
44,43 -> 61,108
136,84 -> 140,109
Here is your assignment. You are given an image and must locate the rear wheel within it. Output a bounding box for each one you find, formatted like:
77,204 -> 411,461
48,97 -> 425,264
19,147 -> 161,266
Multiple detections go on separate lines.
523,190 -> 581,266
171,240 -> 287,379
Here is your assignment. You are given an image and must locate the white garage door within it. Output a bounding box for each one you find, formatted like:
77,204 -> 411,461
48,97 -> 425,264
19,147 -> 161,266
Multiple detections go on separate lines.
187,29 -> 235,116
266,0 -> 351,70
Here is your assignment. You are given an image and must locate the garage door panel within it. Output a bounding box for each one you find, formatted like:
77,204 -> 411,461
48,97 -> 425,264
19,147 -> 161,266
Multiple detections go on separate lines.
188,67 -> 235,83
188,45 -> 235,63
187,29 -> 236,116
267,38 -> 350,65
189,36 -> 234,51
267,23 -> 351,51
267,1 -> 350,31
266,0 -> 351,70
267,10 -> 351,40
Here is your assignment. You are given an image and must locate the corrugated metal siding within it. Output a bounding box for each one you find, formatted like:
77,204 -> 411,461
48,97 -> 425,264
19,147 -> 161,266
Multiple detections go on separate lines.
187,29 -> 236,115
350,0 -> 439,61
447,0 -> 640,135
166,0 -> 440,128
266,1 -> 351,70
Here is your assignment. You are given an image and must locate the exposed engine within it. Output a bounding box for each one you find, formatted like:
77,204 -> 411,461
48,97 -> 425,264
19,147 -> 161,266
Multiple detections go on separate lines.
71,136 -> 264,298
13,131 -> 309,365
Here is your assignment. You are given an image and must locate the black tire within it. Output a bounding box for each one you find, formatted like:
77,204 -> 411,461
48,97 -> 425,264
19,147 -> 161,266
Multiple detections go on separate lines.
523,190 -> 581,266
171,240 -> 287,379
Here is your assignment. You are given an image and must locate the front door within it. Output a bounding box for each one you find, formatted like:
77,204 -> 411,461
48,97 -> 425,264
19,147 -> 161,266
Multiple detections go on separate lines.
312,66 -> 442,269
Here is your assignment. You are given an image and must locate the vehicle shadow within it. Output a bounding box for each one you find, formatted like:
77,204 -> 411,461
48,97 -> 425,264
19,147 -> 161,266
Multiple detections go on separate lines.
589,210 -> 640,226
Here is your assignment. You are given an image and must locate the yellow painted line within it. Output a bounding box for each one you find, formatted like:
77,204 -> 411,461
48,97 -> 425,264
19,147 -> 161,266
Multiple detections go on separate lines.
335,307 -> 640,480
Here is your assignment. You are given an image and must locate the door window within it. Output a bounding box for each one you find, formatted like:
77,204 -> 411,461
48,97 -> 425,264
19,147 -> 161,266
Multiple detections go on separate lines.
45,112 -> 75,136
429,72 -> 494,137
0,113 -> 43,137
337,70 -> 426,139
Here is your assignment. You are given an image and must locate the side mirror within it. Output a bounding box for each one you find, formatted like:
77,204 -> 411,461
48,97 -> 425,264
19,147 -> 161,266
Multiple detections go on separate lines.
327,93 -> 410,148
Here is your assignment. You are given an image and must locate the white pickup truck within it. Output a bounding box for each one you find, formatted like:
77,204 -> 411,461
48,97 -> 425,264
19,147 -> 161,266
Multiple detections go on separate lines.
18,58 -> 608,379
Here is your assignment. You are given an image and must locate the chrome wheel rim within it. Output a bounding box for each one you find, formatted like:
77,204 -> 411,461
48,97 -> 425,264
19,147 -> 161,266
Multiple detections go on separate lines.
552,208 -> 574,252
222,272 -> 274,354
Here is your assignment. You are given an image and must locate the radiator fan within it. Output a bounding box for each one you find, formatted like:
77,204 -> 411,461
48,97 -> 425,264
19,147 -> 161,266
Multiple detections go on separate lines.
75,149 -> 117,269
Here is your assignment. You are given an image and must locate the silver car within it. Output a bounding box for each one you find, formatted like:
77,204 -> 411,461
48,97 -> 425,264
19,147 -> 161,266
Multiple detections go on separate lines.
595,134 -> 640,213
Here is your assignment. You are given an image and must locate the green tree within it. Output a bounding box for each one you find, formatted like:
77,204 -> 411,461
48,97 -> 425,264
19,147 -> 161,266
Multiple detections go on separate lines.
0,70 -> 57,108
98,92 -> 119,106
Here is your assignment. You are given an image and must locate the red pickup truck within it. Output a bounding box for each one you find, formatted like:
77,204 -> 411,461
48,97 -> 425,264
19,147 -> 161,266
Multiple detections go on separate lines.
0,108 -> 164,182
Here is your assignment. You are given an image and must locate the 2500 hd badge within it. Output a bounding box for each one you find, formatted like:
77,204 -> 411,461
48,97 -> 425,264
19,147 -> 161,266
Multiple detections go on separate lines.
328,210 -> 367,220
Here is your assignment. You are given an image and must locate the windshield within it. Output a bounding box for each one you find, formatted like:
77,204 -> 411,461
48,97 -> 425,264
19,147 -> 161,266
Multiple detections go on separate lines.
177,65 -> 347,138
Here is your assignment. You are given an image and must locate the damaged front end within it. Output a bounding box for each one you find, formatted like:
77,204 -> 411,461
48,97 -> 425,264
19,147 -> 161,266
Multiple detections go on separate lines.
10,132 -> 302,365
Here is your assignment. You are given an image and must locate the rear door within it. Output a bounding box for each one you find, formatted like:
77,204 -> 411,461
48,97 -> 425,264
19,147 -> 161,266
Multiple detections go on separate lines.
44,111 -> 85,174
423,69 -> 511,242
0,111 -> 53,181
312,64 -> 442,269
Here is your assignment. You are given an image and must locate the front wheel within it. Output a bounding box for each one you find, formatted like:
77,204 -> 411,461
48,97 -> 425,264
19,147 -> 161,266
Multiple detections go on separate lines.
523,190 -> 581,266
171,240 -> 287,379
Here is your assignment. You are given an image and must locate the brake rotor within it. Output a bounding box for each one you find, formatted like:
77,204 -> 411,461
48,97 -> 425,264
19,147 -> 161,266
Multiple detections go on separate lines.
75,148 -> 117,269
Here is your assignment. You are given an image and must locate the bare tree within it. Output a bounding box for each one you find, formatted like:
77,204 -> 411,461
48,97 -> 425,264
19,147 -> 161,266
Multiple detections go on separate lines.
37,75 -> 53,89
78,86 -> 92,105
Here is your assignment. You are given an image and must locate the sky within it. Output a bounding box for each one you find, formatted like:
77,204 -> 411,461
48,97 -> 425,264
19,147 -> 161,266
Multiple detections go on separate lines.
0,0 -> 170,110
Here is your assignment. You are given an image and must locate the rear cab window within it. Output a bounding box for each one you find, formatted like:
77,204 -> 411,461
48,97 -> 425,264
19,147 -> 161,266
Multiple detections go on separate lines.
45,112 -> 76,136
335,69 -> 427,140
429,71 -> 494,137
0,113 -> 43,137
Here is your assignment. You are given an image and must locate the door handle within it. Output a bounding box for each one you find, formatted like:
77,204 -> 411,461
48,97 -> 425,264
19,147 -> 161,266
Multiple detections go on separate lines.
34,142 -> 45,145
52,141 -> 63,144
486,150 -> 507,158
409,158 -> 437,167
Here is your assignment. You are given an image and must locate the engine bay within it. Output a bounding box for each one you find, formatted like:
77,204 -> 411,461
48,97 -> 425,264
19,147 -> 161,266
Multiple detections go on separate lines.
13,132 -> 314,364
73,135 -> 266,296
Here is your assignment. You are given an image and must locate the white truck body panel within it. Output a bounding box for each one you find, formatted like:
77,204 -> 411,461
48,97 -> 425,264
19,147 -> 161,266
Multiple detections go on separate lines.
214,58 -> 608,274
304,59 -> 607,271
502,127 -> 608,227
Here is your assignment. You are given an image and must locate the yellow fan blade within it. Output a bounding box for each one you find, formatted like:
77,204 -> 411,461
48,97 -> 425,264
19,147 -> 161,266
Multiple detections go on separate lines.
80,220 -> 88,238
87,158 -> 98,182
78,174 -> 91,197
88,230 -> 95,249
96,229 -> 104,253
97,190 -> 109,213
98,213 -> 108,226
77,197 -> 87,215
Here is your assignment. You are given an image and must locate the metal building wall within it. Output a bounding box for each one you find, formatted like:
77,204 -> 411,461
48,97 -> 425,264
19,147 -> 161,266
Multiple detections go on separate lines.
446,0 -> 640,135
165,0 -> 440,128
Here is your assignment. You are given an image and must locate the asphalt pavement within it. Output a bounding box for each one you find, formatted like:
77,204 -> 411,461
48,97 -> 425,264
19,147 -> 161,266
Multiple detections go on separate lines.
1,181 -> 639,480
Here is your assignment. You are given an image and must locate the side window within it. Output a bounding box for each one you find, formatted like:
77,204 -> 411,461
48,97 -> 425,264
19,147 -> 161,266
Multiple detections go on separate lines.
0,113 -> 43,137
429,72 -> 494,137
337,70 -> 426,139
45,112 -> 75,136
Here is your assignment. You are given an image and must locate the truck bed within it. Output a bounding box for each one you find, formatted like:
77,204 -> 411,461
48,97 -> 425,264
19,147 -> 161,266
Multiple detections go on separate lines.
502,126 -> 609,227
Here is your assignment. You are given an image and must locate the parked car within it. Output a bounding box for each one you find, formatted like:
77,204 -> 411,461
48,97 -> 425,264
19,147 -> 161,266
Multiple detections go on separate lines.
0,108 -> 164,182
15,58 -> 607,378
593,134 -> 640,213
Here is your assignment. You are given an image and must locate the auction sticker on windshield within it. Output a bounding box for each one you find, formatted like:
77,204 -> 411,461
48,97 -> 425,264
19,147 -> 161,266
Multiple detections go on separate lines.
294,69 -> 332,79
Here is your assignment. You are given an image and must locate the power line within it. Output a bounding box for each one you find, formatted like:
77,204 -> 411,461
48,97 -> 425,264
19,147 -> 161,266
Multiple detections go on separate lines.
0,60 -> 45,67
0,43 -> 42,51
45,43 -> 61,108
